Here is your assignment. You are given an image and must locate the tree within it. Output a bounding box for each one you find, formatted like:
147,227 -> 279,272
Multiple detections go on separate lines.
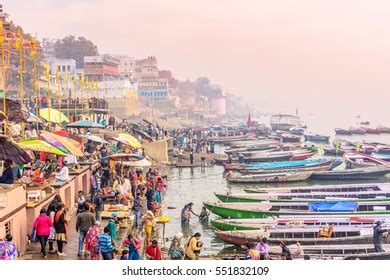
54,35 -> 99,68
7,21 -> 44,98
194,77 -> 222,98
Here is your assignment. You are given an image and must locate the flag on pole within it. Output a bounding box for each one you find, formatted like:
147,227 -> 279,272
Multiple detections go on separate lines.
65,69 -> 69,82
55,67 -> 60,82
79,75 -> 84,87
85,76 -> 89,88
45,63 -> 50,80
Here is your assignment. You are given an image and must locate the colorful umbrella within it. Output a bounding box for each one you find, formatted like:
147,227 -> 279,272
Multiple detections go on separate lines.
40,131 -> 84,157
121,158 -> 152,167
84,134 -> 109,144
39,108 -> 69,124
67,120 -> 105,128
0,135 -> 31,164
117,133 -> 142,148
39,133 -> 68,154
26,112 -> 44,124
18,139 -> 66,156
0,95 -> 29,122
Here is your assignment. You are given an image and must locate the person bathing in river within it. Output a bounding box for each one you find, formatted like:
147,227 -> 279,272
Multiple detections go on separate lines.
199,207 -> 210,224
181,202 -> 198,225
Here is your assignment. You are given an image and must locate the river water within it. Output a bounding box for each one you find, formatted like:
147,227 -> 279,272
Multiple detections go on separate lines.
162,115 -> 390,256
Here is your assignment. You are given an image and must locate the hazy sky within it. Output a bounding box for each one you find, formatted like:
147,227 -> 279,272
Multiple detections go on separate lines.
4,0 -> 390,120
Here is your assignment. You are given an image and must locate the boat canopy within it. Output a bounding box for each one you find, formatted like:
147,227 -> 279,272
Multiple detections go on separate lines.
308,201 -> 358,213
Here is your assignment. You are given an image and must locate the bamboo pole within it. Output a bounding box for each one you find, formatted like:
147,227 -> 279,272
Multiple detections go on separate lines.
0,22 -> 6,135
73,73 -> 77,121
30,38 -> 38,133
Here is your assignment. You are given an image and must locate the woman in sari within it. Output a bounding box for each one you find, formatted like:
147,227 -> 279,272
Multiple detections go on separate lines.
127,234 -> 141,260
85,221 -> 101,260
54,203 -> 68,256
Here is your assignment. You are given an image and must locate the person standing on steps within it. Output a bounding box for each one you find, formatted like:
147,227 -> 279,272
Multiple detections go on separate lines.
76,204 -> 96,257
54,203 -> 68,257
98,226 -> 116,260
33,208 -> 52,258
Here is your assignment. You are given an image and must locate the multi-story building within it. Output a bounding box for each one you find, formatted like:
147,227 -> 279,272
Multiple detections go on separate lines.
83,54 -> 120,81
137,77 -> 170,101
42,38 -> 58,60
50,58 -> 77,77
115,55 -> 136,79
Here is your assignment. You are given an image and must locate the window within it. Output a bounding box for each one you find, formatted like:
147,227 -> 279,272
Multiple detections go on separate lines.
62,65 -> 66,72
5,220 -> 11,235
57,65 -> 60,72
67,65 -> 70,71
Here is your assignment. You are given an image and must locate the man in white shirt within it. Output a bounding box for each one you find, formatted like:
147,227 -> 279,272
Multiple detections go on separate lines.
55,161 -> 70,182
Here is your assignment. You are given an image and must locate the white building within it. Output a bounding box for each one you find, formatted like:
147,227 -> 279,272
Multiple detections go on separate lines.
42,38 -> 58,60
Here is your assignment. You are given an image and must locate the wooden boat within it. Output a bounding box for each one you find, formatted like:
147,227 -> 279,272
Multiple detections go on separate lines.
239,163 -> 332,175
372,153 -> 390,162
226,171 -> 312,184
210,135 -> 251,144
361,127 -> 381,134
289,127 -> 305,136
214,227 -> 385,246
269,244 -> 390,260
310,166 -> 390,180
377,126 -> 390,133
203,200 -> 390,219
304,134 -> 330,142
244,151 -> 293,163
376,145 -> 390,155
349,128 -> 366,134
344,152 -> 389,168
224,142 -> 280,155
240,159 -> 331,171
335,128 -> 352,135
244,183 -> 390,194
211,216 -> 389,231
323,146 -> 346,156
270,114 -> 301,131
281,133 -> 301,143
214,190 -> 390,203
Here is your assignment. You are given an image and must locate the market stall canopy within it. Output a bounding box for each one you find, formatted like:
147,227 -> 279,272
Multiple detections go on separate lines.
0,135 -> 31,164
18,139 -> 66,156
0,94 -> 29,122
84,134 -> 109,144
120,158 -> 152,168
39,108 -> 69,124
117,133 -> 142,148
40,131 -> 84,157
67,120 -> 105,128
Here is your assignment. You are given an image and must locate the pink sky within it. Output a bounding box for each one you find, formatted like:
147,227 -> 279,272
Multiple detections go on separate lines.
5,0 -> 390,120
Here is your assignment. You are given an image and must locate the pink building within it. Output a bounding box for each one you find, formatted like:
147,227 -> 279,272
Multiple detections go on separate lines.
0,184 -> 28,255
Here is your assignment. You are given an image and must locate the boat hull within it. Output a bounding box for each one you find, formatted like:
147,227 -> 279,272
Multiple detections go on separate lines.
214,231 -> 377,246
203,202 -> 390,219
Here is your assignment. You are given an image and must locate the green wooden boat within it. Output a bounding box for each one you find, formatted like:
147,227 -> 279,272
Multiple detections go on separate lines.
211,215 -> 390,231
214,191 -> 390,203
203,200 -> 390,219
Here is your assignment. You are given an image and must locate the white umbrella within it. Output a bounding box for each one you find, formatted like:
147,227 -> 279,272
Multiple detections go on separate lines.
120,158 -> 152,168
84,134 -> 109,144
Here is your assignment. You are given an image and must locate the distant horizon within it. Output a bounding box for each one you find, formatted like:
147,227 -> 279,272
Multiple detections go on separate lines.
5,0 -> 390,120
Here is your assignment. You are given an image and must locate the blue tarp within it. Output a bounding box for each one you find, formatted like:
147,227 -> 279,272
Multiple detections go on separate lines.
308,201 -> 358,213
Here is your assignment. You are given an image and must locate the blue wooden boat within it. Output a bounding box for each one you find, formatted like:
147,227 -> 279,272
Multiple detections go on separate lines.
242,159 -> 330,171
